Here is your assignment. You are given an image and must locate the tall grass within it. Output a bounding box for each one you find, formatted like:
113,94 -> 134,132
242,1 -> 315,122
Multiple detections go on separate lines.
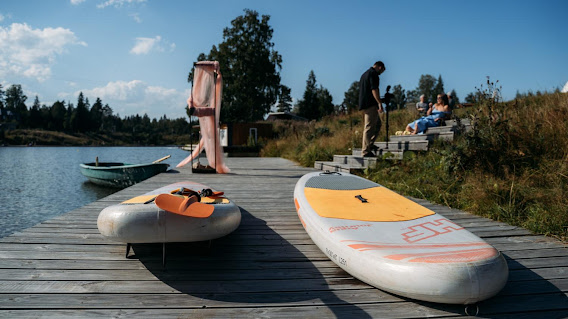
368,88 -> 568,240
261,108 -> 419,166
261,88 -> 568,240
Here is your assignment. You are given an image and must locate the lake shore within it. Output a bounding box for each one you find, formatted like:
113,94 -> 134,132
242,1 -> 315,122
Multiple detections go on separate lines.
1,128 -> 190,146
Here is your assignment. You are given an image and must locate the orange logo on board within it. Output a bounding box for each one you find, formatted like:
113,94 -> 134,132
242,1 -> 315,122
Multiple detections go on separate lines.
402,219 -> 464,243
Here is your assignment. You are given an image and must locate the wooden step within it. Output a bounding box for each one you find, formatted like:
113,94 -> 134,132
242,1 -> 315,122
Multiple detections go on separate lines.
350,150 -> 404,160
374,140 -> 429,151
446,118 -> 471,126
314,161 -> 361,173
389,130 -> 455,142
425,126 -> 455,133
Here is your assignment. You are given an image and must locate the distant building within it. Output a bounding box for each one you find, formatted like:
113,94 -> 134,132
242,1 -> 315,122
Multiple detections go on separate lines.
265,111 -> 307,122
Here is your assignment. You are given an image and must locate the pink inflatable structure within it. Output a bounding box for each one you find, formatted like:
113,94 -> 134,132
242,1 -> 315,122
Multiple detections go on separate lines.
176,61 -> 230,173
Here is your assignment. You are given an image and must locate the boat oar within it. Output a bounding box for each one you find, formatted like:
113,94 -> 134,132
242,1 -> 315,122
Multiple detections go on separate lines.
154,193 -> 214,218
153,155 -> 171,163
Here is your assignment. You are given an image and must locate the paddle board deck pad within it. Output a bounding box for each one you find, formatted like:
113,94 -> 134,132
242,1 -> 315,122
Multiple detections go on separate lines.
98,181 -> 240,244
294,171 -> 508,304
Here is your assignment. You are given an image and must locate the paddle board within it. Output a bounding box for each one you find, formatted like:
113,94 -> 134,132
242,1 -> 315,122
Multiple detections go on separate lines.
98,181 -> 241,244
294,171 -> 508,304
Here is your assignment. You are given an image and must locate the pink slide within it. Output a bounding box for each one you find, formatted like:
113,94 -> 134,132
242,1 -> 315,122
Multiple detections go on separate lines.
176,61 -> 230,173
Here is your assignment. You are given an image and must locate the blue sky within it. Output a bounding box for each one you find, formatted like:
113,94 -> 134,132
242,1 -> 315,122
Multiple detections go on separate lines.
1,0 -> 567,120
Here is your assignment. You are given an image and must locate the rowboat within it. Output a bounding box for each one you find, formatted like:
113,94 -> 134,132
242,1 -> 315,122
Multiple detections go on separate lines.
80,155 -> 170,188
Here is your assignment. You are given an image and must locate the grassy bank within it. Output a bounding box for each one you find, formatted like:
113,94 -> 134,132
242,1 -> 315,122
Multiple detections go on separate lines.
1,129 -> 191,146
262,91 -> 568,241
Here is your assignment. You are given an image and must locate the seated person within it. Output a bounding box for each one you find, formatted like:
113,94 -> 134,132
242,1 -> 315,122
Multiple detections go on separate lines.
416,94 -> 429,116
405,94 -> 451,135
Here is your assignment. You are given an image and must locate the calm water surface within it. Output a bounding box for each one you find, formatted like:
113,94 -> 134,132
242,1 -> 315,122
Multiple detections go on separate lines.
0,146 -> 190,237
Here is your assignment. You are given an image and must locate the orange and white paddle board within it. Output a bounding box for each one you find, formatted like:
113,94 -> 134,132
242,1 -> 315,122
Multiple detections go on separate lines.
98,181 -> 240,244
294,171 -> 508,304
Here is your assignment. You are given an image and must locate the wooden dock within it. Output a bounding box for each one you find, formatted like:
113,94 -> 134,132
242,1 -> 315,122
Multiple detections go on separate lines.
1,157 -> 567,318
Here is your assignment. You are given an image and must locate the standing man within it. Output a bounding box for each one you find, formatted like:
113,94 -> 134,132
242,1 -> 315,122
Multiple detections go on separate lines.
359,61 -> 386,157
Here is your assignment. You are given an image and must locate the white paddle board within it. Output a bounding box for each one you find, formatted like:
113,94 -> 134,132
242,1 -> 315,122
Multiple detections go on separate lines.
98,181 -> 241,244
294,171 -> 508,304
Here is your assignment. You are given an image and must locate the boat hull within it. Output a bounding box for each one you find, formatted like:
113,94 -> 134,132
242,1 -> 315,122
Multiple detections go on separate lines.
80,162 -> 169,187
294,171 -> 508,304
98,181 -> 241,243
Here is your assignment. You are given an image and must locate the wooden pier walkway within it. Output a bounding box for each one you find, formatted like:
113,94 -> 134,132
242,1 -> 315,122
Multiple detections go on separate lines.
0,157 -> 567,318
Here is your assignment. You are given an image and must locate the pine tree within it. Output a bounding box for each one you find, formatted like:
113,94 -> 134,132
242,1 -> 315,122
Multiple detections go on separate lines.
297,71 -> 319,120
50,101 -> 66,131
276,85 -> 293,112
450,89 -> 460,104
90,98 -> 104,131
72,92 -> 90,132
29,96 -> 42,128
316,86 -> 334,117
341,81 -> 359,114
416,75 -> 437,104
433,75 -> 445,103
391,85 -> 407,110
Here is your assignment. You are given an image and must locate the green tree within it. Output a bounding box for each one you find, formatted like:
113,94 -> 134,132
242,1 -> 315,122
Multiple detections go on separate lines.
50,101 -> 66,131
71,92 -> 90,132
5,84 -> 28,126
391,84 -> 407,110
433,74 -> 445,103
90,97 -> 104,131
39,103 -> 51,130
296,71 -> 319,120
101,104 -> 115,132
296,71 -> 335,120
406,89 -> 420,105
341,81 -> 359,114
450,89 -> 460,104
465,92 -> 479,103
276,85 -> 293,112
0,84 -> 5,113
415,75 -> 437,104
317,86 -> 335,117
28,96 -> 42,128
190,9 -> 282,122
64,102 -> 74,131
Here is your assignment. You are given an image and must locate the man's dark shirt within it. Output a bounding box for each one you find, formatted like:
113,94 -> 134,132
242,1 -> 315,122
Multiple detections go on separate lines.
359,67 -> 380,110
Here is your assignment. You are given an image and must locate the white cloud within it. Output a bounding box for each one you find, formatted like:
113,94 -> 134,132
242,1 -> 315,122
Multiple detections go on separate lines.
0,13 -> 12,23
130,35 -> 175,55
70,0 -> 86,5
129,13 -> 142,23
97,0 -> 146,9
562,81 -> 568,93
0,23 -> 87,82
77,80 -> 190,119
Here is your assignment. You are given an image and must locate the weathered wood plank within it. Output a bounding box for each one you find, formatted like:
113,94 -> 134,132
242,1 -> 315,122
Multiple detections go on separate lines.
0,293 -> 567,319
1,157 -> 567,319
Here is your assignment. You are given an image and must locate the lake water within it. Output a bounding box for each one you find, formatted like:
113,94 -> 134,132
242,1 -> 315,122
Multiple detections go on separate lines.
0,146 -> 191,238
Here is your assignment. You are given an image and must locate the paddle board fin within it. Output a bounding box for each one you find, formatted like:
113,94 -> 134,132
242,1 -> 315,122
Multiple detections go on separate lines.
155,193 -> 214,218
